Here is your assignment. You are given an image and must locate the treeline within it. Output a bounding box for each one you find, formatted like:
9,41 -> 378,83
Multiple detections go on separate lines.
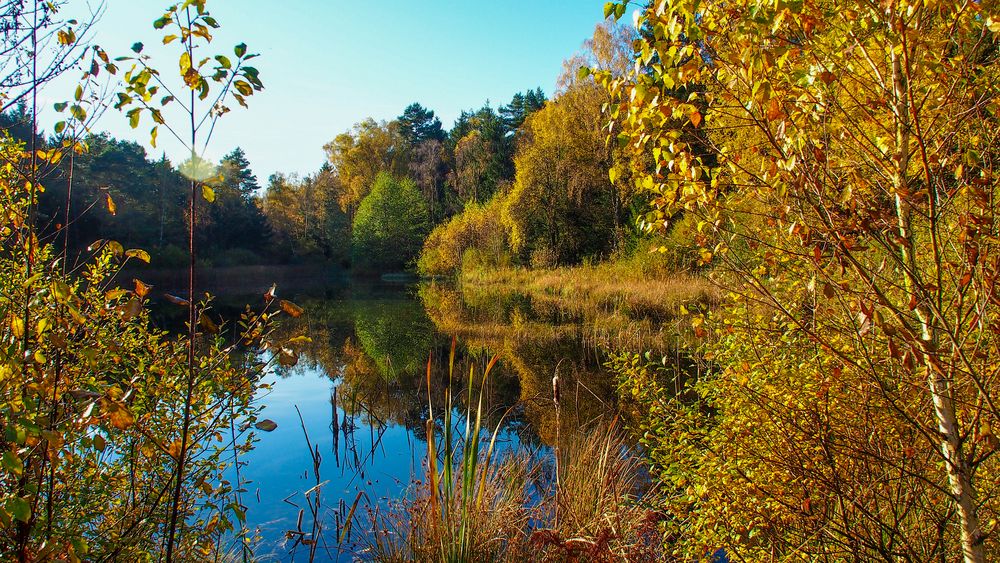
3,103 -> 270,267
9,22 -> 651,276
261,88 -> 546,271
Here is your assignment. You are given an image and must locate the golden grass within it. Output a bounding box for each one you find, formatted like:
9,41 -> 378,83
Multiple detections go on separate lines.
366,421 -> 666,562
461,261 -> 717,321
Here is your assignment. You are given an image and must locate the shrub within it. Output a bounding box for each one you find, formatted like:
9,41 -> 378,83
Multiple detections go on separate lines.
417,194 -> 510,277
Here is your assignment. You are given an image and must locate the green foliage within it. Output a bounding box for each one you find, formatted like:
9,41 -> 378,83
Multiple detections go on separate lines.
353,297 -> 433,380
352,172 -> 430,272
202,147 -> 271,253
398,102 -> 446,145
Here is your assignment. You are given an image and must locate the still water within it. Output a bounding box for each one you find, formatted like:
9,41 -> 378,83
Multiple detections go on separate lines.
145,268 -> 670,561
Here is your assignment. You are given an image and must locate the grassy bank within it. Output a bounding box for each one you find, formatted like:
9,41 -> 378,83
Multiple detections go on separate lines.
459,259 -> 717,325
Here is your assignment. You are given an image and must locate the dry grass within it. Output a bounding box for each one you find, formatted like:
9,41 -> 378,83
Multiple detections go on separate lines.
366,421 -> 666,562
461,261 -> 717,321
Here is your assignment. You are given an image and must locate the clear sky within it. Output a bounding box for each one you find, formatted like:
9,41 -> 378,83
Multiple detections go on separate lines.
39,0 -> 609,184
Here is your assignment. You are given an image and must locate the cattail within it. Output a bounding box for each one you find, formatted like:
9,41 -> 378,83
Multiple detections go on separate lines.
552,373 -> 560,407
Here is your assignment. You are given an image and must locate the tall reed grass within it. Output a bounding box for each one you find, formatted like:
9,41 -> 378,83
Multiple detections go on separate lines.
366,340 -> 666,561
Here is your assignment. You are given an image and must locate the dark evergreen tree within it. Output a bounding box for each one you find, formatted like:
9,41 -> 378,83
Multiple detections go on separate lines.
397,103 -> 446,145
500,88 -> 547,131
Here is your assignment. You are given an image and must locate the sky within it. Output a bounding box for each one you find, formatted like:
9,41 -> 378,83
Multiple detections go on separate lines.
38,0 -> 610,184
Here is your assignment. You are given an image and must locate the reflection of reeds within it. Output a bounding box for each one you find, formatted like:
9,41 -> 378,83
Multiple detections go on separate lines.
368,341 -> 667,562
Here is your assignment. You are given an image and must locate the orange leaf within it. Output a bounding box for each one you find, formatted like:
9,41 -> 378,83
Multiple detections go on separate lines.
279,299 -> 304,318
690,110 -> 702,127
133,278 -> 152,298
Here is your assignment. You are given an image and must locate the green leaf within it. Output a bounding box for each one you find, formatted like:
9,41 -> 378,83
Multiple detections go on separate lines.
153,15 -> 171,29
54,121 -> 66,135
9,497 -> 30,523
2,451 -> 23,477
203,16 -> 219,28
234,42 -> 247,58
215,55 -> 231,69
53,101 -> 68,112
127,108 -> 141,129
70,105 -> 86,121
74,84 -> 83,101
577,66 -> 591,80
131,42 -> 143,53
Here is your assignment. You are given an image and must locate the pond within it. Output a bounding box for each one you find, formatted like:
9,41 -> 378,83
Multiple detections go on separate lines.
136,267 -> 682,561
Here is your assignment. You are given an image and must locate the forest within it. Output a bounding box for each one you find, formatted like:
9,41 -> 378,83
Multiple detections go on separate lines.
2,0 -> 1000,561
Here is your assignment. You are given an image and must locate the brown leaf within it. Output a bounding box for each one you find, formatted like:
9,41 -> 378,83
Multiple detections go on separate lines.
102,399 -> 135,430
254,419 -> 277,432
822,283 -> 835,299
766,98 -> 782,121
163,294 -> 190,307
120,297 -> 142,320
264,283 -> 276,303
279,299 -> 304,318
277,347 -> 298,367
689,110 -> 702,127
199,313 -> 219,334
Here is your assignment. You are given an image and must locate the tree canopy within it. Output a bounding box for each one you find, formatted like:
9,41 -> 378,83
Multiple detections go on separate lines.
352,172 -> 430,272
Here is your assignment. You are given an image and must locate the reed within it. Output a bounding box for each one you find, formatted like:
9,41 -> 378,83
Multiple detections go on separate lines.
367,341 -> 667,562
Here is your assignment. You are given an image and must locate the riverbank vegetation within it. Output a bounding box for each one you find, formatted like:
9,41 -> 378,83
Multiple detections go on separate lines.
3,0 -> 999,560
0,1 -> 310,559
601,0 -> 1000,560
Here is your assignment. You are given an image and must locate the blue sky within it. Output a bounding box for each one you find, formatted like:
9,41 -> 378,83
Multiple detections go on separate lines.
40,0 -> 610,183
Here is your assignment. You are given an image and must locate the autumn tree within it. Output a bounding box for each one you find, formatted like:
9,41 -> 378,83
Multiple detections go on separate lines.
604,0 -> 1000,560
502,81 -> 616,266
261,168 -> 349,262
502,22 -> 637,265
323,118 -> 409,217
409,138 -> 451,222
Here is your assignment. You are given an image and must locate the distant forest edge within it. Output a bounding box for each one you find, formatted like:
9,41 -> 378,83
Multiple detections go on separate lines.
4,22 -> 671,276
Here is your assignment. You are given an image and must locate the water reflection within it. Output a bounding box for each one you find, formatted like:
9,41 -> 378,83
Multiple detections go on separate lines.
195,277 -> 665,561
